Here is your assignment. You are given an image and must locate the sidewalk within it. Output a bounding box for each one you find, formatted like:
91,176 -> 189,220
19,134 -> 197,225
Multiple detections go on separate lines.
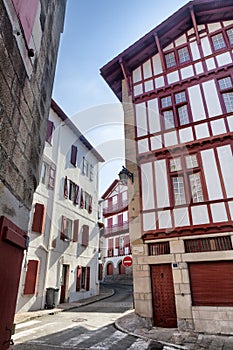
115,310 -> 233,350
14,285 -> 115,325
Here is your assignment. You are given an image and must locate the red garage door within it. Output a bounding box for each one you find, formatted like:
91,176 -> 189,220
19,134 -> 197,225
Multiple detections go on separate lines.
189,261 -> 233,306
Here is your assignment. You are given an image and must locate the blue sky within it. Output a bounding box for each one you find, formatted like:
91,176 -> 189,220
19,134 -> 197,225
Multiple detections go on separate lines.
52,0 -> 188,194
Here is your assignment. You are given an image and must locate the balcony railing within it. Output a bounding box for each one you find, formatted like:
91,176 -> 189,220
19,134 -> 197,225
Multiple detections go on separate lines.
103,199 -> 128,216
104,221 -> 129,235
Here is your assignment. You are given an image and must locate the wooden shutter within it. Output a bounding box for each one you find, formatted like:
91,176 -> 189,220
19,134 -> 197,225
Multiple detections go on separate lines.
74,185 -> 79,205
115,237 -> 120,249
73,219 -> 79,242
60,216 -> 66,240
64,176 -> 68,198
76,265 -> 82,291
107,218 -> 113,228
23,260 -> 40,294
12,0 -> 39,45
82,225 -> 89,246
80,189 -> 84,209
45,120 -> 54,143
31,203 -> 45,234
118,214 -> 123,228
71,145 -> 78,166
189,261 -> 233,306
88,196 -> 92,214
48,164 -> 56,189
86,266 -> 90,291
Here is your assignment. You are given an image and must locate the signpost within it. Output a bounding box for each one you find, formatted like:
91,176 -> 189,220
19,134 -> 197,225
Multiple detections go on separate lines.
123,256 -> 133,267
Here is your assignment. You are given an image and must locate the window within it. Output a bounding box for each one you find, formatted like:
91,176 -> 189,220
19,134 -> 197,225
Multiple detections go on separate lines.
31,203 -> 45,234
23,260 -> 40,295
82,157 -> 89,176
211,33 -> 226,51
165,52 -> 176,68
40,161 -> 56,189
46,120 -> 54,144
161,91 -> 190,130
227,28 -> 233,45
185,236 -> 232,253
12,0 -> 39,45
73,219 -> 79,242
178,47 -> 190,63
149,242 -> 170,255
60,216 -> 73,241
76,265 -> 90,291
70,145 -> 78,167
169,154 -> 204,206
218,76 -> 233,113
90,164 -> 94,181
68,180 -> 76,202
41,162 -> 48,184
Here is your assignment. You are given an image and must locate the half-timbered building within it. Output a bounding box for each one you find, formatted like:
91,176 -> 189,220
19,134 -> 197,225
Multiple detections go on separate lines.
100,180 -> 132,280
101,0 -> 233,334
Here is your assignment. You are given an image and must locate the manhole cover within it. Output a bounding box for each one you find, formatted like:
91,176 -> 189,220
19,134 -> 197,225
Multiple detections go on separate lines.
72,318 -> 87,323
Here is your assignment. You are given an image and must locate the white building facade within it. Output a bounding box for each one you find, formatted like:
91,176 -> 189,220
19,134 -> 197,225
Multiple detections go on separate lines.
100,180 -> 132,280
17,100 -> 104,312
101,0 -> 233,334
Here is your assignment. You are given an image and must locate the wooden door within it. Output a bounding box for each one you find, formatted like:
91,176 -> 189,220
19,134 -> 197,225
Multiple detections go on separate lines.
0,216 -> 27,350
151,264 -> 177,328
60,264 -> 69,303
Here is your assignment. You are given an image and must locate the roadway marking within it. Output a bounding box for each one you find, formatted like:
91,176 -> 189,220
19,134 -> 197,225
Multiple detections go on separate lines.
62,326 -> 108,346
128,338 -> 151,349
16,320 -> 41,330
89,330 -> 127,349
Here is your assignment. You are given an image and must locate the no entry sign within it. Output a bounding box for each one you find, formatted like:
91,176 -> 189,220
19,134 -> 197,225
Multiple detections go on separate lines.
123,256 -> 133,267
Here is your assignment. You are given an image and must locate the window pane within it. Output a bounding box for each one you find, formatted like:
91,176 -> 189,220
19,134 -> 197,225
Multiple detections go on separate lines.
175,91 -> 186,104
218,77 -> 232,90
212,33 -> 226,50
165,52 -> 176,68
170,157 -> 182,172
178,47 -> 190,63
189,172 -> 203,203
185,155 -> 198,169
161,95 -> 172,108
178,105 -> 189,125
223,92 -> 233,112
164,110 -> 174,129
172,176 -> 186,205
227,28 -> 233,45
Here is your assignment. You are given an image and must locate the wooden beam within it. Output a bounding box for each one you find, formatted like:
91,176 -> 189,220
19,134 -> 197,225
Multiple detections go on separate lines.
119,58 -> 131,96
190,5 -> 200,44
154,33 -> 166,71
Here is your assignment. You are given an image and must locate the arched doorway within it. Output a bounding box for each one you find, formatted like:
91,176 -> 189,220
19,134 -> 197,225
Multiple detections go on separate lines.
106,262 -> 113,275
119,261 -> 126,275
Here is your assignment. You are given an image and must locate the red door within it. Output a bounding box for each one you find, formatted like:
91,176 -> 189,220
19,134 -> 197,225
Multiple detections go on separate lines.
60,264 -> 69,303
151,264 -> 177,328
0,216 -> 27,350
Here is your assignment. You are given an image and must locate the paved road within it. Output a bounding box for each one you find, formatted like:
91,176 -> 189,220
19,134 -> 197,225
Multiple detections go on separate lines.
12,283 -> 176,350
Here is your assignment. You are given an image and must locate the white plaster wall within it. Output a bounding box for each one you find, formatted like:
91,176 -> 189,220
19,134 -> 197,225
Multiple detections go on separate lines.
154,76 -> 165,88
167,71 -> 179,84
210,202 -> 228,223
158,210 -> 172,229
217,145 -> 233,197
190,41 -> 201,60
174,207 -> 190,227
180,65 -> 194,79
143,60 -> 152,79
201,37 -> 212,57
207,22 -> 221,33
154,159 -> 170,208
138,139 -> 149,154
191,205 -> 209,225
179,127 -> 194,143
188,85 -> 206,121
175,34 -> 186,47
202,80 -> 222,117
151,135 -> 162,150
132,67 -> 142,83
195,123 -> 210,139
152,54 -> 163,75
211,119 -> 226,135
164,131 -> 178,147
143,212 -> 156,231
216,52 -> 232,67
135,102 -> 148,136
147,98 -> 161,133
201,149 -> 223,200
141,162 -> 155,210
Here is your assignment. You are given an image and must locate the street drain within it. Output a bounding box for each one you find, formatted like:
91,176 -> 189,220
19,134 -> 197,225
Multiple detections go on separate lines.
72,318 -> 87,323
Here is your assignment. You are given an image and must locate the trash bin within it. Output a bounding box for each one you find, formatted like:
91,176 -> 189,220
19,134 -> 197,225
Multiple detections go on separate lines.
45,287 -> 59,309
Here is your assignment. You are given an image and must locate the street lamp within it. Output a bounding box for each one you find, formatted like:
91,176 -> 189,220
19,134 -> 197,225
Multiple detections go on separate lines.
118,166 -> 134,185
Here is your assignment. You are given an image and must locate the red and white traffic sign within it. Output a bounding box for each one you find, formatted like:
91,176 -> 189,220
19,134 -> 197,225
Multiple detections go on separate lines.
123,256 -> 133,267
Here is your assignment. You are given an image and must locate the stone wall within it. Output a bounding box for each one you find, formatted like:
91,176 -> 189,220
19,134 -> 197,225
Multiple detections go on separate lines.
0,0 -> 66,216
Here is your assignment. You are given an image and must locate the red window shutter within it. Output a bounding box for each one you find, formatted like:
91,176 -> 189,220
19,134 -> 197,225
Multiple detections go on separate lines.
115,237 -> 120,249
73,219 -> 79,242
80,189 -> 84,209
118,214 -> 123,227
71,145 -> 78,166
74,185 -> 79,205
88,196 -> 92,214
60,216 -> 67,240
86,266 -> 90,291
12,0 -> 39,45
82,225 -> 89,246
48,164 -> 56,189
46,120 -> 54,143
107,218 -> 113,228
124,235 -> 130,247
76,265 -> 82,291
64,176 -> 68,198
108,238 -> 113,249
31,203 -> 45,234
23,260 -> 40,295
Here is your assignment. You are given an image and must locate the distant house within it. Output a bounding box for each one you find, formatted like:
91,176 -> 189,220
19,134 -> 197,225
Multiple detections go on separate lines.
0,1 -> 66,348
16,100 -> 104,312
101,0 -> 233,334
99,180 -> 132,281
